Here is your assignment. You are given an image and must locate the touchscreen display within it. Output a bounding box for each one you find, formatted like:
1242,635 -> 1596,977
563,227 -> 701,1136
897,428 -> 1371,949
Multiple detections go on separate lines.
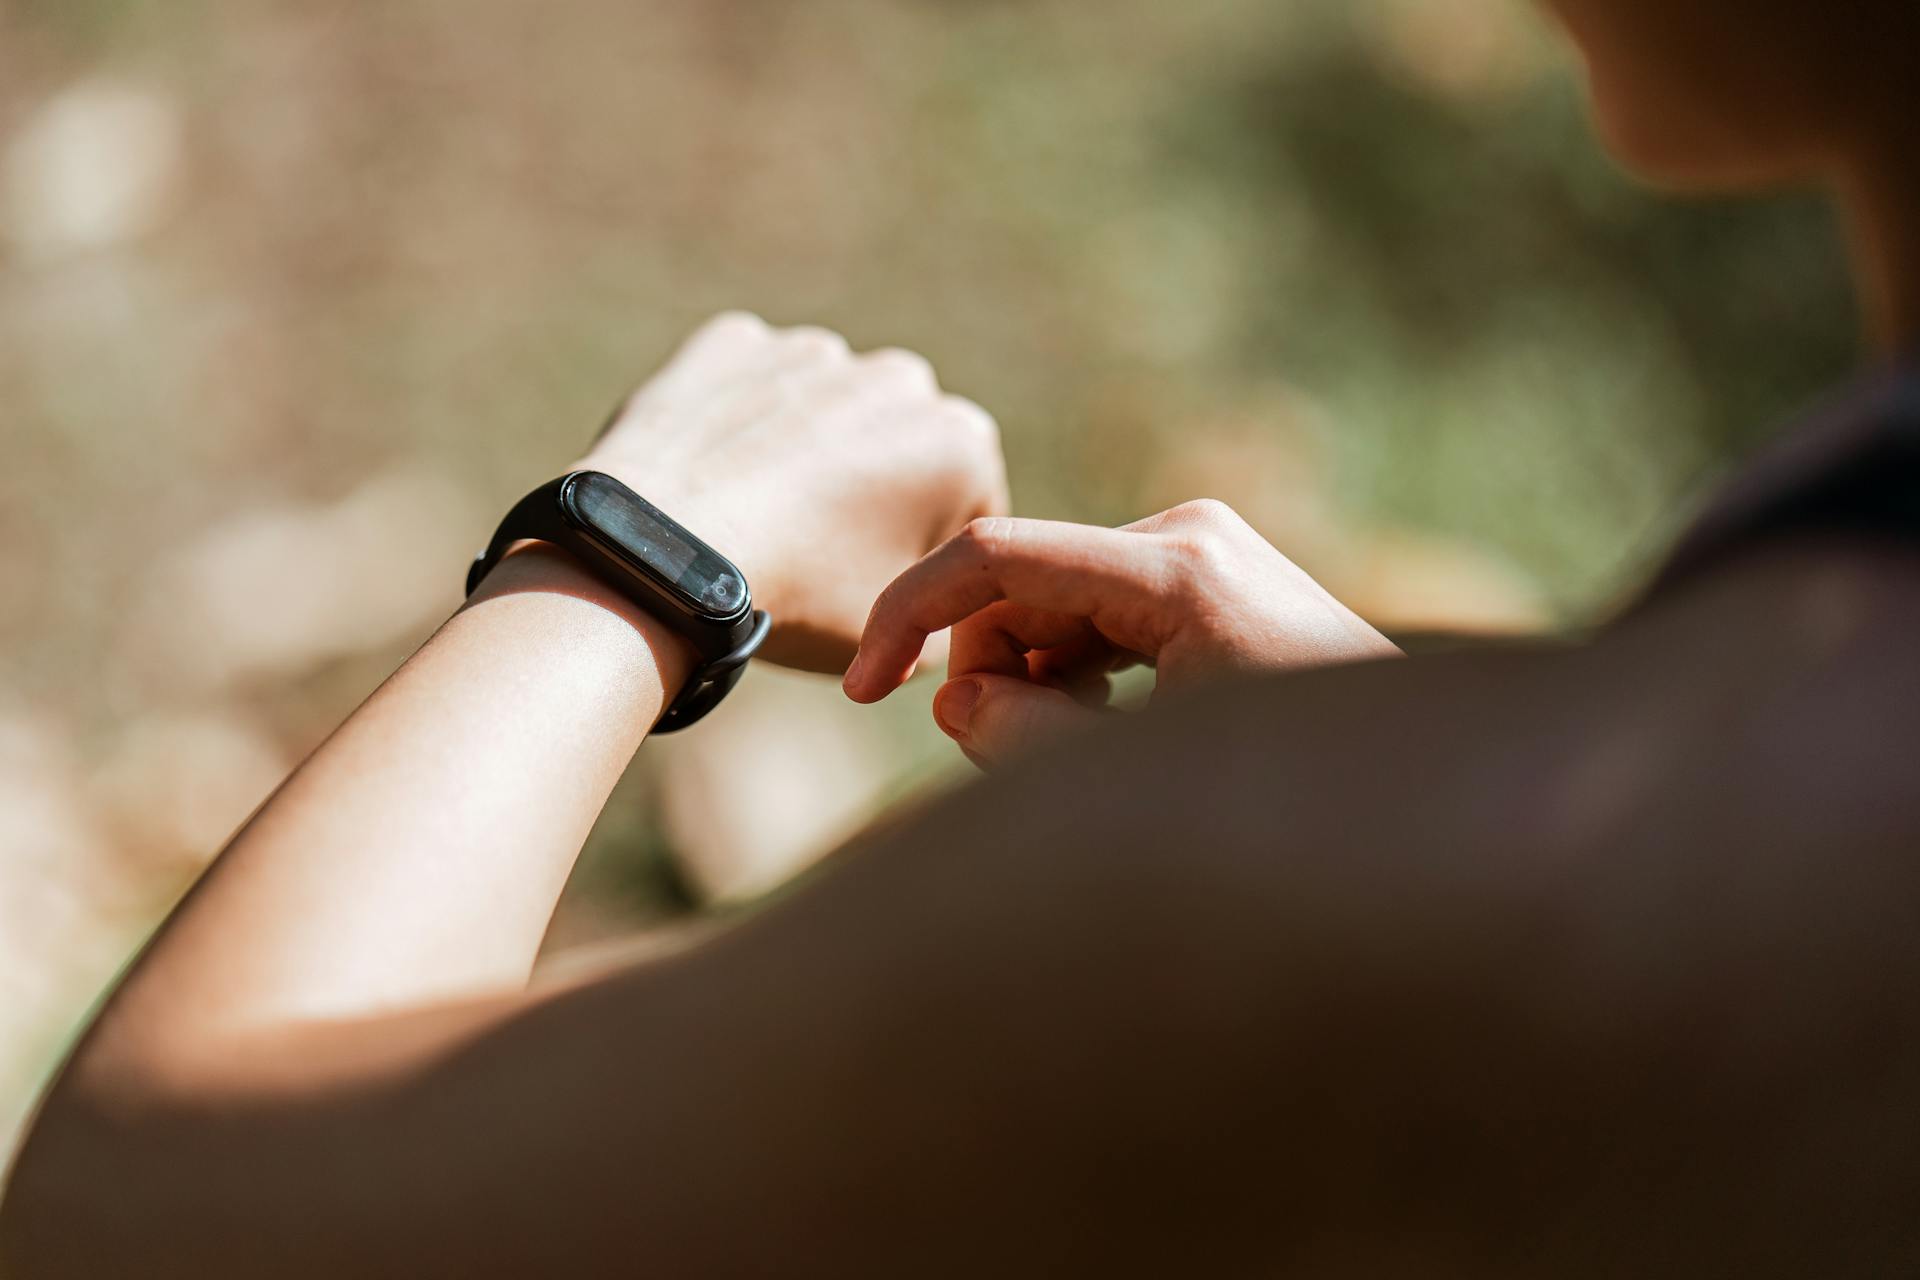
567,472 -> 747,619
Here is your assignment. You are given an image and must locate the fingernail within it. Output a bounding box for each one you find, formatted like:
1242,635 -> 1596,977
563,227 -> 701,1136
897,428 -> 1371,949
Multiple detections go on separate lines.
842,652 -> 866,696
935,679 -> 981,738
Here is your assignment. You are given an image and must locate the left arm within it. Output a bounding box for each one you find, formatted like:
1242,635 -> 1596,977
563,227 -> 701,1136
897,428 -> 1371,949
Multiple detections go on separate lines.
88,543 -> 691,1072
0,313 -> 1008,1275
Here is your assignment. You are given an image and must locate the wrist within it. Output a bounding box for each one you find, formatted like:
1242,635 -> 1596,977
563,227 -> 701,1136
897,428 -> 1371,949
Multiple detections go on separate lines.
467,541 -> 700,700
564,457 -> 783,621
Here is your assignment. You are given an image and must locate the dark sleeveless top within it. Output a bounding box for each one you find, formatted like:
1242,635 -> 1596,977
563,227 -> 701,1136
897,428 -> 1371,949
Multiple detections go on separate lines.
1642,369 -> 1920,600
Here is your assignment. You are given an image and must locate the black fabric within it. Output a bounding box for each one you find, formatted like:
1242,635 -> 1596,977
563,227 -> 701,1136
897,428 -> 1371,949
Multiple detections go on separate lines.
1641,368 -> 1920,602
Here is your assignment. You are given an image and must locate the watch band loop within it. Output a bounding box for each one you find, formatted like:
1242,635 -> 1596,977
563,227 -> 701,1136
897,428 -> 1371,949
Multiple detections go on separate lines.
654,609 -> 772,733
465,474 -> 767,734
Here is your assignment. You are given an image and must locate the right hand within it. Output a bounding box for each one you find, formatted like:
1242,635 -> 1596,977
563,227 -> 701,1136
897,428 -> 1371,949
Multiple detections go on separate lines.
577,313 -> 1009,672
843,499 -> 1400,766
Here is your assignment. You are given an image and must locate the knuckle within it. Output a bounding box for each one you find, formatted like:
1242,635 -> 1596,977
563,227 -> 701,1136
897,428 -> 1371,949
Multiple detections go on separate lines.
940,394 -> 1000,442
781,325 -> 852,362
699,310 -> 770,342
1171,497 -> 1241,529
957,515 -> 1015,558
928,397 -> 1006,492
1175,527 -> 1237,582
863,346 -> 938,389
869,578 -> 904,623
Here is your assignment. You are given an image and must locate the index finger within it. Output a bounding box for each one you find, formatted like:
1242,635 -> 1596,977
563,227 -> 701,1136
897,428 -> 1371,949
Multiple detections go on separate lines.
842,517 -> 1172,703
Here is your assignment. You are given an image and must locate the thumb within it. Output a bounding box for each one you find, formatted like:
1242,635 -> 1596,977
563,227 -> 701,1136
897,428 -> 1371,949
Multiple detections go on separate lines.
933,674 -> 1097,768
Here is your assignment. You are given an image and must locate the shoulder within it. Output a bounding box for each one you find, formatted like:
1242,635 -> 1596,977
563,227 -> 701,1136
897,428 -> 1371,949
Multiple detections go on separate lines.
1599,534 -> 1920,791
1115,534 -> 1920,852
739,533 -> 1920,1271
1619,531 -> 1920,665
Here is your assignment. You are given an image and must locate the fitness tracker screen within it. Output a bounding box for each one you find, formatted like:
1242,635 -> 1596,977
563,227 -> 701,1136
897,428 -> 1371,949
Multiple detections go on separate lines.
565,472 -> 747,620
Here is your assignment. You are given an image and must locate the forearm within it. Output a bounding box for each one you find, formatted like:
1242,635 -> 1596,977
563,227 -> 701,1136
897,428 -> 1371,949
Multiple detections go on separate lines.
84,543 -> 692,1071
1,313 -> 1016,1274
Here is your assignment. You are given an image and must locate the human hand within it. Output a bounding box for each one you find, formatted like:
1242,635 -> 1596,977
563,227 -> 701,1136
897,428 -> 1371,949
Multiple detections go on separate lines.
577,312 -> 1009,672
842,499 -> 1399,766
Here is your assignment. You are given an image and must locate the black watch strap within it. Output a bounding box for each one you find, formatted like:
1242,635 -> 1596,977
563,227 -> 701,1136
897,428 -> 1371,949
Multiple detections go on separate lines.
656,609 -> 772,733
466,478 -> 571,596
466,476 -> 769,733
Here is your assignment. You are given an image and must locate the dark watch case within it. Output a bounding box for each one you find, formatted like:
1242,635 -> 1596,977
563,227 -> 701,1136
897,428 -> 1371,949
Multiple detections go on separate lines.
466,471 -> 770,732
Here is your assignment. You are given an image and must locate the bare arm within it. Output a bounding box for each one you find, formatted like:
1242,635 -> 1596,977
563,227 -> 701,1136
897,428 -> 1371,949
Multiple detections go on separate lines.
59,308 -> 1006,1056
93,545 -> 689,1052
0,312 -> 1010,1274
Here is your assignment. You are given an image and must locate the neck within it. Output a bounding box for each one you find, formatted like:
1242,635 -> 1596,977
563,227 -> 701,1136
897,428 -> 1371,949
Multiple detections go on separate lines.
1835,135 -> 1920,362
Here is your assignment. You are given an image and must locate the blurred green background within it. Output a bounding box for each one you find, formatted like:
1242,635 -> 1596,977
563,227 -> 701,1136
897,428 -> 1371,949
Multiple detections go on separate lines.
0,0 -> 1857,1150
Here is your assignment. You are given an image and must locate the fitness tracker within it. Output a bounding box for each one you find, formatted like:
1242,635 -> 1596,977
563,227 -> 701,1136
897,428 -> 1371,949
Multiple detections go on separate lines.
466,471 -> 771,732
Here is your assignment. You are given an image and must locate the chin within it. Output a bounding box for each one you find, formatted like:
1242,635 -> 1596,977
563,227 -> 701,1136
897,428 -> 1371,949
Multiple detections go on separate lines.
1588,90 -> 1810,194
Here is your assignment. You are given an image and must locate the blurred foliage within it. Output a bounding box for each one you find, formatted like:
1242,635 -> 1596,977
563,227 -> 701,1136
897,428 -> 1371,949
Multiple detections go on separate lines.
0,0 -> 1858,1146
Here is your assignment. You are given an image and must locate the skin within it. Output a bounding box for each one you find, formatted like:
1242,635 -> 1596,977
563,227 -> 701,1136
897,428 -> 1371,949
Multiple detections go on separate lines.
1542,0 -> 1920,346
6,2 -> 1920,1275
843,500 -> 1401,764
